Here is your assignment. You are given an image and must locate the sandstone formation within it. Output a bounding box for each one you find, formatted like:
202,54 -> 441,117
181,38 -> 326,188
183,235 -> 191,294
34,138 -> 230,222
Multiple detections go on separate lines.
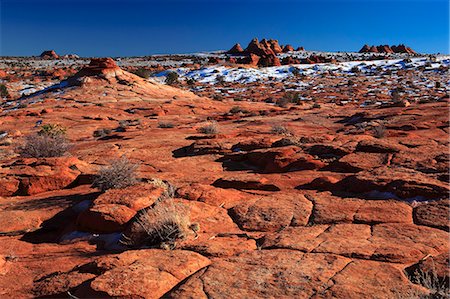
359,44 -> 417,54
39,50 -> 59,59
0,50 -> 447,299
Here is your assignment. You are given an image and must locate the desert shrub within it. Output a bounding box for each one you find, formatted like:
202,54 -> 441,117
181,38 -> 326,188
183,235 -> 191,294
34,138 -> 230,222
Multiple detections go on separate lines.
272,137 -> 299,147
435,82 -> 441,88
132,68 -> 152,79
394,264 -> 449,299
19,134 -> 71,158
158,122 -> 175,128
283,91 -> 301,105
93,128 -> 112,138
118,119 -> 141,129
271,124 -> 291,135
312,103 -> 321,109
0,84 -> 9,98
291,67 -> 301,77
198,122 -> 219,134
350,66 -> 360,73
165,71 -> 179,85
372,125 -> 386,138
216,75 -> 225,85
92,156 -> 139,191
229,106 -> 249,114
275,97 -> 290,108
148,178 -> 177,201
186,78 -> 196,86
391,90 -> 402,102
121,199 -> 197,249
38,123 -> 67,137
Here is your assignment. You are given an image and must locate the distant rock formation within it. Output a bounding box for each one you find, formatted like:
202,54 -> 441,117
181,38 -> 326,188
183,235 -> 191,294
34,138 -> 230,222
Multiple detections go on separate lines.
227,38 -> 305,67
359,44 -> 416,54
282,45 -> 294,53
227,43 -> 244,54
67,57 -> 122,85
40,50 -> 59,59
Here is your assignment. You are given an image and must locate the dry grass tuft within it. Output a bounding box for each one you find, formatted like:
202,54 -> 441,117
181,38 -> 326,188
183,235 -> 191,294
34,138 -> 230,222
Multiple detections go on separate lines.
121,199 -> 195,249
92,156 -> 139,191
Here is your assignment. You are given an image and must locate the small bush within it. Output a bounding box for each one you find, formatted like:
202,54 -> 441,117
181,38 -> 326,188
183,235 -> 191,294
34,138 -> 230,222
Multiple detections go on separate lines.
229,106 -> 249,114
132,68 -> 152,79
391,90 -> 402,102
435,82 -> 441,88
275,97 -> 290,108
198,122 -> 219,134
0,84 -> 9,98
92,157 -> 139,191
186,78 -> 196,86
350,66 -> 360,73
39,123 -> 67,137
271,125 -> 291,135
312,103 -> 321,109
121,199 -> 196,249
283,91 -> 302,105
118,119 -> 141,129
19,134 -> 70,158
372,125 -> 386,138
158,122 -> 175,128
291,67 -> 301,77
165,71 -> 179,86
93,128 -> 112,138
148,178 -> 177,201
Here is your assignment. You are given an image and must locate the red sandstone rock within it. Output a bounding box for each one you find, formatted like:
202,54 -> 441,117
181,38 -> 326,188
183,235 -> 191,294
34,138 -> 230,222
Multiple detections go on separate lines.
282,44 -> 294,53
413,199 -> 449,231
40,50 -> 59,59
227,43 -> 244,54
76,203 -> 136,233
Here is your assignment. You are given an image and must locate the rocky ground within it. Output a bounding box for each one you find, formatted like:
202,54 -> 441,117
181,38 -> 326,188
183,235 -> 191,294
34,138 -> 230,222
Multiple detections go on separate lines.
0,52 -> 448,298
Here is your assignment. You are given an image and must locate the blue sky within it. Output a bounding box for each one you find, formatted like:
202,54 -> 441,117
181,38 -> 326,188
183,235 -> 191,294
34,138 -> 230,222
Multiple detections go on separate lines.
1,0 -> 448,56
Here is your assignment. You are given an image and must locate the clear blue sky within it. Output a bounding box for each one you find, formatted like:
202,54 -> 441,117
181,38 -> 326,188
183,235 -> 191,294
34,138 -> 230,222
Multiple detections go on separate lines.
1,0 -> 448,56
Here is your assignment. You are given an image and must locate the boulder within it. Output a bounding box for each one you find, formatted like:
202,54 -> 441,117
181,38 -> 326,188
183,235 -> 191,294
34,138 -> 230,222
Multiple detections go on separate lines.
413,199 -> 449,231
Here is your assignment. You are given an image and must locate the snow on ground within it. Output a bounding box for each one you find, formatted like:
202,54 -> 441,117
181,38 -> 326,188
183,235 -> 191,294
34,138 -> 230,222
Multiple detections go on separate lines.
153,56 -> 450,86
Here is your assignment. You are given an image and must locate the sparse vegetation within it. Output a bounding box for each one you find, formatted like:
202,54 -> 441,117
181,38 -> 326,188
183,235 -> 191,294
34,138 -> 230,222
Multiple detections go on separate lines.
394,263 -> 449,299
229,106 -> 249,114
0,84 -> 9,98
275,97 -> 289,108
120,199 -> 197,249
372,125 -> 386,138
19,123 -> 70,158
291,67 -> 301,77
350,66 -> 360,73
198,121 -> 219,134
19,134 -> 71,158
93,128 -> 112,138
132,68 -> 152,79
39,123 -> 67,137
271,124 -> 291,135
158,122 -> 175,128
92,156 -> 139,191
165,71 -> 179,85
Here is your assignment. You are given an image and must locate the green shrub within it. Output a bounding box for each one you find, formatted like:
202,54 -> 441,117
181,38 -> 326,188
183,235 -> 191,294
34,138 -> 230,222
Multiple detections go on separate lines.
165,72 -> 179,85
0,84 -> 9,98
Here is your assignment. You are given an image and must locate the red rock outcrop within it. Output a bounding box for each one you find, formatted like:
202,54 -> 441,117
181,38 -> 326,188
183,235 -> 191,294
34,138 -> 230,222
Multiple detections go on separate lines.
282,44 -> 294,53
40,50 -> 59,59
227,43 -> 244,54
359,44 -> 416,54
